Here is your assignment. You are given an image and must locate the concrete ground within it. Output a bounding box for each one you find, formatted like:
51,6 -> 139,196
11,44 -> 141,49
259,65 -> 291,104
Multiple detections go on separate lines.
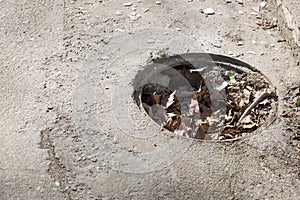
0,0 -> 299,199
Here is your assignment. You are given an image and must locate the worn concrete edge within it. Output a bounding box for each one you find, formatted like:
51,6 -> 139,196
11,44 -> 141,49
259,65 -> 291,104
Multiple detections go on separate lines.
271,0 -> 300,65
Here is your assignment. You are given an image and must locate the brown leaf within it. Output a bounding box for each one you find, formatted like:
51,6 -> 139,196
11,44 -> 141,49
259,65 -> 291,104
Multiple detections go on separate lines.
163,116 -> 181,132
153,92 -> 161,104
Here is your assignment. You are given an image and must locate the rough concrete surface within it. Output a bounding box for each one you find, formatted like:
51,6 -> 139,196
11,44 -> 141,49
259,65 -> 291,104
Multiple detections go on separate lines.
0,0 -> 299,199
271,0 -> 300,48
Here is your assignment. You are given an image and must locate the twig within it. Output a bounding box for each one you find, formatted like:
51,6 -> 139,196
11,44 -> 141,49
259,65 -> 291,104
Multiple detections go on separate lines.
237,89 -> 276,126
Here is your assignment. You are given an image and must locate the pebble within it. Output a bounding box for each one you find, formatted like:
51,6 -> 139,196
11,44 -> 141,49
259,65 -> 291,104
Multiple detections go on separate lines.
252,7 -> 259,13
247,51 -> 256,55
123,2 -> 133,7
225,0 -> 232,3
176,27 -> 181,31
55,181 -> 60,187
115,10 -> 123,16
237,41 -> 243,46
137,0 -> 141,2
156,1 -> 161,5
147,39 -> 155,44
188,0 -> 193,2
147,37 -> 156,43
204,8 -> 215,15
232,53 -> 241,57
143,8 -> 149,13
252,40 -> 257,44
260,2 -> 267,9
101,56 -> 109,60
228,51 -> 241,57
211,42 -> 221,48
236,0 -> 243,4
128,13 -> 142,21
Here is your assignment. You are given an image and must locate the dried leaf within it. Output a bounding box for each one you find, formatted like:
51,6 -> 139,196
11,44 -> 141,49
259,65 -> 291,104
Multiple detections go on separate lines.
167,112 -> 177,117
189,99 -> 199,114
163,116 -> 181,131
189,67 -> 207,73
243,89 -> 251,104
166,90 -> 176,108
153,92 -> 161,104
215,81 -> 228,91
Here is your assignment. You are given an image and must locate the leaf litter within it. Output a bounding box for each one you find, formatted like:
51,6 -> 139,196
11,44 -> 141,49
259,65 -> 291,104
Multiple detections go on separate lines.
135,64 -> 277,141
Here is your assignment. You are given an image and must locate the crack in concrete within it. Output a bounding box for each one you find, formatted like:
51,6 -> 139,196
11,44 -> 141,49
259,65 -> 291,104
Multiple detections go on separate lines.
39,116 -> 74,200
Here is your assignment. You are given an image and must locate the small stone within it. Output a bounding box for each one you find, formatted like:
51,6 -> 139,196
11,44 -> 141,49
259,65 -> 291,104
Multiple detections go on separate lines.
123,2 -> 133,7
204,8 -> 215,15
144,8 -> 149,13
232,53 -> 241,57
47,104 -> 54,110
225,0 -> 232,3
236,0 -> 243,4
252,40 -> 257,44
238,10 -> 244,14
128,12 -> 141,21
188,0 -> 193,2
260,2 -> 267,9
237,41 -> 243,46
247,51 -> 256,55
252,7 -> 259,13
156,1 -> 161,5
115,10 -> 123,16
105,86 -> 109,90
147,36 -> 156,43
147,39 -> 155,44
176,27 -> 181,31
101,56 -> 109,60
55,181 -> 60,187
211,42 -> 221,48
137,0 -> 141,2
260,52 -> 264,56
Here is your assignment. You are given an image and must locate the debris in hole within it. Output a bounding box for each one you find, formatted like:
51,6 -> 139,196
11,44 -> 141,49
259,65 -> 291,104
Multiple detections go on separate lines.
134,63 -> 277,140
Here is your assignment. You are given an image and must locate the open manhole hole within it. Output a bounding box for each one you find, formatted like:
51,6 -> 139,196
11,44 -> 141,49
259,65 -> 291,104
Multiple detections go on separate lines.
133,53 -> 278,141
